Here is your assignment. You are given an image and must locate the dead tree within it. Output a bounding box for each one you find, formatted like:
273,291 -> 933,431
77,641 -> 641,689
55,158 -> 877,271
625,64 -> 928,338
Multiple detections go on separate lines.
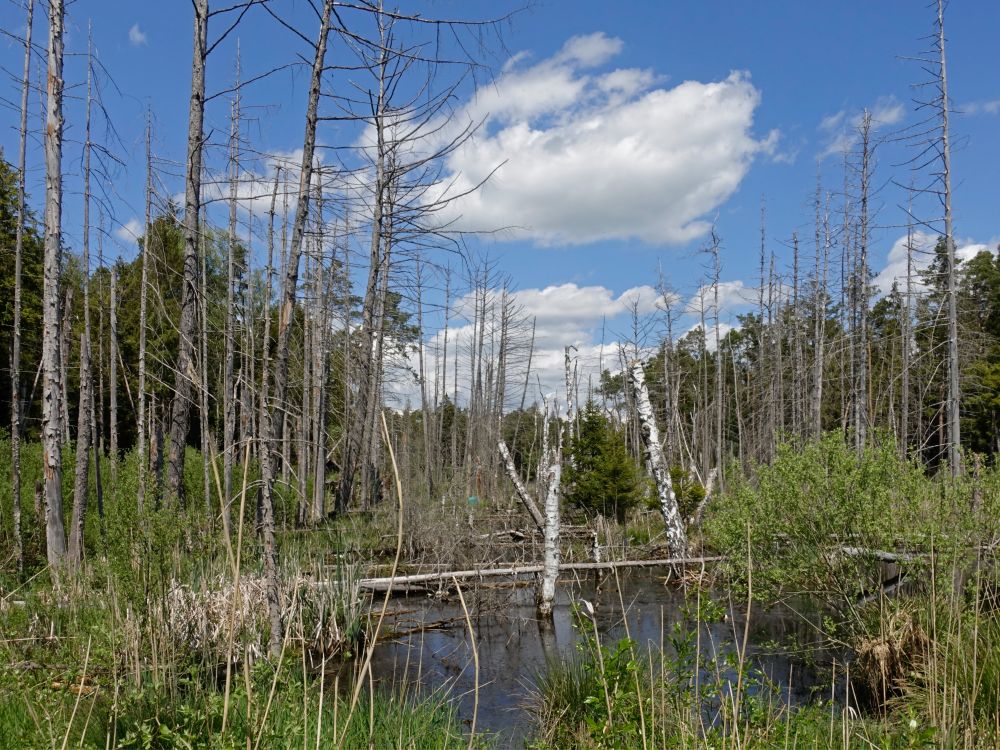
42,0 -> 67,574
937,0 -> 961,475
223,56 -> 241,520
854,110 -> 874,453
109,267 -> 119,475
166,0 -> 209,503
10,0 -> 34,575
257,0 -> 334,656
538,411 -> 562,618
69,34 -> 97,567
137,115 -> 152,514
628,359 -> 687,557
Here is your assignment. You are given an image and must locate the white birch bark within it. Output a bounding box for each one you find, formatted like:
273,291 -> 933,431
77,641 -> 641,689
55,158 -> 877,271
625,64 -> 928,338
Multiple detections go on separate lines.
497,440 -> 545,532
628,359 -> 688,557
538,450 -> 561,617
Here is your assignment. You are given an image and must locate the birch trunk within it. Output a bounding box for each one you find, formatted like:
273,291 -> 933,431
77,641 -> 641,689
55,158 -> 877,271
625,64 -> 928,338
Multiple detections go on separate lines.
628,359 -> 687,557
538,453 -> 561,618
497,440 -> 545,532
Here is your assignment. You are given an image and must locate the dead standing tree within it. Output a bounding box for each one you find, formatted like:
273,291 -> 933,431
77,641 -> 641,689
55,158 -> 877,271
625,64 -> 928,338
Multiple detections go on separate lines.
165,0 -> 209,504
628,359 -> 687,557
10,0 -> 34,575
334,4 -> 507,513
42,0 -> 67,575
257,0 -> 334,656
166,0 -> 261,503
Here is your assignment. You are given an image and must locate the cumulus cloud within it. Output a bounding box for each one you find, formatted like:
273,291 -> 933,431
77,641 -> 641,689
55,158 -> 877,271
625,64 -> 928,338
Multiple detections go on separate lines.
818,95 -> 904,159
385,282 -> 672,408
430,33 -> 773,246
876,230 -> 994,293
959,99 -> 1000,115
115,217 -> 143,244
202,148 -> 316,220
686,279 -> 756,317
128,23 -> 147,46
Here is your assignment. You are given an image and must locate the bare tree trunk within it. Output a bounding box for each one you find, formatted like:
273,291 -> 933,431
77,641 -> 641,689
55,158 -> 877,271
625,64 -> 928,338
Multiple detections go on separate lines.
710,230 -> 724,480
498,440 -> 545,532
792,232 -> 803,439
137,115 -> 152,514
811,180 -> 828,440
258,0 -> 333,656
10,0 -> 34,575
198,207 -> 212,514
59,286 -> 72,445
855,111 -> 873,453
166,0 -> 208,503
258,170 -> 280,482
41,0 -> 67,576
69,36 -> 96,567
109,269 -> 119,476
901,210 -> 913,457
415,259 -> 434,498
341,11 -> 389,513
538,425 -> 561,618
223,56 -> 240,520
564,346 -> 576,442
937,0 -> 961,476
628,360 -> 687,557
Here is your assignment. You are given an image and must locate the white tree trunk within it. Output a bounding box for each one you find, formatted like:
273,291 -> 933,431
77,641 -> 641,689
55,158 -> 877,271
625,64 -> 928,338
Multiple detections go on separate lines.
628,359 -> 688,557
538,451 -> 561,617
497,440 -> 545,532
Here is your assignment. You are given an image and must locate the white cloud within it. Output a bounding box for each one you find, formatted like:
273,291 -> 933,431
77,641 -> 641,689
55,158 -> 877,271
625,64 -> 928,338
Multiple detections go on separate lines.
683,321 -> 735,352
876,231 -> 994,294
686,279 -> 756,317
388,282 -> 671,409
818,95 -> 904,159
870,96 -> 905,127
429,34 -> 771,246
201,148 -> 316,220
959,99 -> 1000,115
128,23 -> 147,46
115,217 -> 143,244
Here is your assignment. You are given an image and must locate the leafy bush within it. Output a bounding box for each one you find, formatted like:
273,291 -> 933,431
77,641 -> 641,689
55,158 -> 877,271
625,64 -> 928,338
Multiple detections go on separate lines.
702,432 -> 970,608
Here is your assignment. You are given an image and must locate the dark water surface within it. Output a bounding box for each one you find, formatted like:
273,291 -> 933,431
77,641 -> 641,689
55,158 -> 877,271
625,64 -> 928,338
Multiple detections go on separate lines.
367,568 -> 829,747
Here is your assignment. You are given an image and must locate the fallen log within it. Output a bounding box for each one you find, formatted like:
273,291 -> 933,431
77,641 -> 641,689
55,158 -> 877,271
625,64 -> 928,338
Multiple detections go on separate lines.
839,547 -> 921,563
355,556 -> 723,593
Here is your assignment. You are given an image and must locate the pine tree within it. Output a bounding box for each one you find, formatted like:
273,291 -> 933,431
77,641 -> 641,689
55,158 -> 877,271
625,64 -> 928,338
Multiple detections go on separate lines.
564,401 -> 641,522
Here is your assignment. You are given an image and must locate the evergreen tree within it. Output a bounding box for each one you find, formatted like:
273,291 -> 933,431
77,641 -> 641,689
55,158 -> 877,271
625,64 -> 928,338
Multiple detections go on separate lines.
564,401 -> 641,521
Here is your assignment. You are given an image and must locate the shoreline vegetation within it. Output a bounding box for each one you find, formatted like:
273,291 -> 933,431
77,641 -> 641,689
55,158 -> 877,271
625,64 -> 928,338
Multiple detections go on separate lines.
2,433 -> 997,748
1,0 -> 998,747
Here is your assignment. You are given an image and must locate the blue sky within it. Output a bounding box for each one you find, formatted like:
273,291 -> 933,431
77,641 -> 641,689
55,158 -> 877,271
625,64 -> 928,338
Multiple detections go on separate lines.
3,0 -> 999,400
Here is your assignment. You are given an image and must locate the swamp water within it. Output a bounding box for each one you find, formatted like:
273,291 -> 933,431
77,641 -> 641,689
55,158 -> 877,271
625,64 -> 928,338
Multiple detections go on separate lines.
363,567 -> 833,747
